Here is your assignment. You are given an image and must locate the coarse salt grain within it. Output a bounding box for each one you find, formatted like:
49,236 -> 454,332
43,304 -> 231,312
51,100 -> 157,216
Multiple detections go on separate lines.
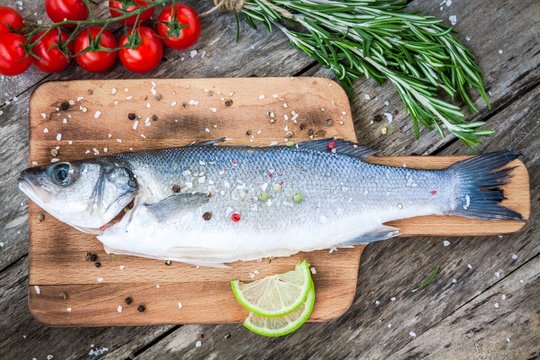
171,101 -> 177,107
56,133 -> 62,141
501,294 -> 506,300
210,108 -> 217,112
133,120 -> 139,130
117,305 -> 123,313
190,49 -> 198,58
34,285 -> 40,295
146,103 -> 151,108
512,253 -> 518,260
41,112 -> 47,119
467,264 -> 473,269
443,240 -> 451,247
195,340 -> 202,348
93,148 -> 99,155
178,302 -> 183,309
97,277 -> 104,283
449,15 -> 457,25
189,99 -> 199,105
495,271 -> 501,279
47,355 -> 53,360
51,158 -> 59,163
119,265 -> 125,270
494,303 -> 499,308
112,88 -> 117,95
116,138 -> 122,143
452,278 -> 457,283
383,112 -> 393,123
43,128 -> 49,133
465,36 -> 471,41
310,267 -> 316,275
32,161 -> 38,165
258,95 -> 265,100
498,49 -> 503,54
409,331 -> 416,338
126,96 -> 133,100
390,297 -> 396,301
66,307 -> 72,312
364,94 -> 371,100
94,111 -> 101,119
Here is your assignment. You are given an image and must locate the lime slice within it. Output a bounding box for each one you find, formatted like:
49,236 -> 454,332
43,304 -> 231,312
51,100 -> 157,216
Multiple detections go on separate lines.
243,286 -> 315,337
230,260 -> 312,317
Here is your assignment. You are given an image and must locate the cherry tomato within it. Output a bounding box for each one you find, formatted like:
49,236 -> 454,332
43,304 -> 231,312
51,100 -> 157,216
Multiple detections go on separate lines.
0,33 -> 31,76
0,6 -> 24,34
156,4 -> 200,50
31,29 -> 73,73
109,0 -> 154,26
45,0 -> 88,24
119,26 -> 162,73
74,27 -> 117,73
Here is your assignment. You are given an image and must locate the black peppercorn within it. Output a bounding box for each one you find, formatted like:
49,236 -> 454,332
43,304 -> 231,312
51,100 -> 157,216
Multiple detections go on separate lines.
95,262 -> 101,268
224,99 -> 233,107
172,184 -> 181,193
202,212 -> 212,221
60,101 -> 70,111
128,113 -> 136,120
246,130 -> 252,136
299,123 -> 306,130
137,304 -> 146,312
125,297 -> 133,305
152,114 -> 158,121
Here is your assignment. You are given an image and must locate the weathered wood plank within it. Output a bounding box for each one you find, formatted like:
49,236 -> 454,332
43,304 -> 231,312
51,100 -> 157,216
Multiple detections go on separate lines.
0,256 -> 175,360
390,255 -> 540,360
308,0 -> 540,156
132,84 -> 539,359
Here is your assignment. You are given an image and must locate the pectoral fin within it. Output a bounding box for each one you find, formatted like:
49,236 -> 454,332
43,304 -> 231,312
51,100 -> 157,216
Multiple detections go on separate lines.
337,225 -> 400,246
144,193 -> 210,222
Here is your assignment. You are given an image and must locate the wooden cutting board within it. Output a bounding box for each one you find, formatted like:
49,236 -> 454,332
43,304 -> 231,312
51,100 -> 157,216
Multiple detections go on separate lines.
26,78 -> 530,326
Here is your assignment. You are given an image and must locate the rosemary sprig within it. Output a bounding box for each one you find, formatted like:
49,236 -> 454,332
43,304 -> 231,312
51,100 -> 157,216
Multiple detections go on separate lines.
240,0 -> 492,148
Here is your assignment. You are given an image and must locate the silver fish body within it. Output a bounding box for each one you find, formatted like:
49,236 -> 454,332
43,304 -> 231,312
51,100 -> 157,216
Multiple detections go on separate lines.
19,139 -> 523,266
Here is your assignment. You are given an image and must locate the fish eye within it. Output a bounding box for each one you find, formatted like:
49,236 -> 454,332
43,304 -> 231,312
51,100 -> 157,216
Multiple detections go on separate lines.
50,163 -> 71,186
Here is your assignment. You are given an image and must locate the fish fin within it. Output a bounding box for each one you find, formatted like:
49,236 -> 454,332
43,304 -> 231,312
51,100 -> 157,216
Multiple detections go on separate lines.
102,245 -> 228,268
144,193 -> 210,222
337,225 -> 400,246
296,138 -> 376,158
448,151 -> 524,221
188,137 -> 227,147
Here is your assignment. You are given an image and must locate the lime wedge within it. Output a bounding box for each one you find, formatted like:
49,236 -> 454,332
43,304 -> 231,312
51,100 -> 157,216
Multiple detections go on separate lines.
243,286 -> 315,337
230,260 -> 312,317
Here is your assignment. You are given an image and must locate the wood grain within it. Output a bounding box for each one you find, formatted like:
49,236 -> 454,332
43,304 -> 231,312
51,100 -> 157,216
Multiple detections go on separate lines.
26,78 -> 530,326
27,77 -> 364,326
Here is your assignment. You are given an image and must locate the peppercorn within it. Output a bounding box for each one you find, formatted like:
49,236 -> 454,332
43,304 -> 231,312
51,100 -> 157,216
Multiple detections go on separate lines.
373,114 -> 383,122
95,262 -> 101,268
125,297 -> 133,305
299,123 -> 307,130
307,128 -> 314,136
152,114 -> 158,121
246,130 -> 252,136
165,260 -> 172,266
326,118 -> 334,126
86,253 -> 98,262
286,131 -> 294,138
172,184 -> 181,193
87,89 -> 93,95
128,113 -> 136,120
37,213 -> 45,222
59,291 -> 68,300
202,212 -> 212,221
224,99 -> 233,106
182,102 -> 188,108
60,101 -> 70,111
137,304 -> 146,312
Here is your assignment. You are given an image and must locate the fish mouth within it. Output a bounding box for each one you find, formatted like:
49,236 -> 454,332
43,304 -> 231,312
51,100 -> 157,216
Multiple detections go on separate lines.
18,176 -> 52,205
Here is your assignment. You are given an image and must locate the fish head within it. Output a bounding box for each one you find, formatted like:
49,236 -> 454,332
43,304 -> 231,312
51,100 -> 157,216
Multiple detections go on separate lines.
18,159 -> 137,233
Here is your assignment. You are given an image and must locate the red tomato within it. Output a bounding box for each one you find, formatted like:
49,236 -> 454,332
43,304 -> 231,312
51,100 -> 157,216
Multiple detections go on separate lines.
74,27 -> 118,73
31,29 -> 73,73
45,0 -> 88,23
0,33 -> 31,75
0,6 -> 24,34
119,26 -> 162,73
109,0 -> 154,26
156,4 -> 200,50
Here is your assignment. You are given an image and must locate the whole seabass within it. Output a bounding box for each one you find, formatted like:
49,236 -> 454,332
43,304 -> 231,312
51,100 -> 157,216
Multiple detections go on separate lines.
18,139 -> 523,267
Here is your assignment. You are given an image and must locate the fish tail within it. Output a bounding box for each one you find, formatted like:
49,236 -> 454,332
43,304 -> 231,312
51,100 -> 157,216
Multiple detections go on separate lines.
448,151 -> 524,221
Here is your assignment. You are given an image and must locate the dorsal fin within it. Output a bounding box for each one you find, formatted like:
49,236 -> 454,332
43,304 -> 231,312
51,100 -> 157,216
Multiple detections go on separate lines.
188,138 -> 227,147
295,138 -> 376,158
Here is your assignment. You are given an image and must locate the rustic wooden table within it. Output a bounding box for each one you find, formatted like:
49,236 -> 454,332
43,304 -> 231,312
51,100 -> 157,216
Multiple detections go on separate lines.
0,0 -> 538,359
